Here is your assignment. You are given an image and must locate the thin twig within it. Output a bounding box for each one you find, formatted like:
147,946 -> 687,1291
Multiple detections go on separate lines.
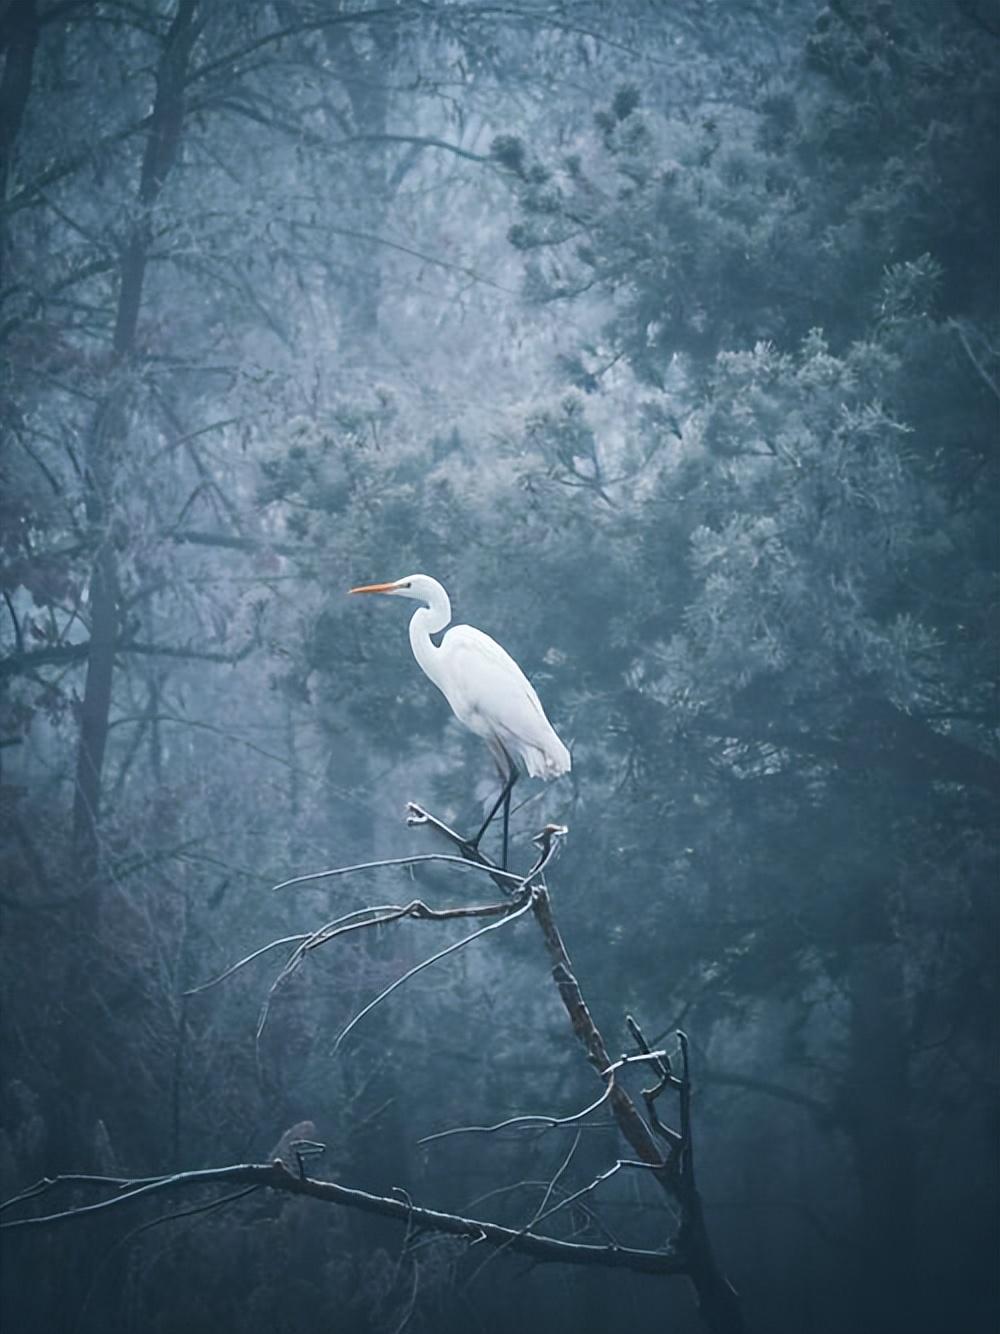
530,1159 -> 665,1232
307,897 -> 514,950
271,853 -> 524,893
626,1015 -> 684,1152
418,1082 -> 615,1146
459,1181 -> 620,1247
3,1173 -> 194,1227
419,1052 -> 668,1146
183,934 -> 312,996
390,1260 -> 420,1334
330,823 -> 566,1050
111,1184 -> 260,1248
74,1186 -> 262,1332
333,893 -> 536,1052
404,803 -> 513,894
253,897 -> 515,1045
527,1128 -> 583,1232
253,905 -> 406,1042
461,1128 -> 584,1291
601,1051 -> 673,1079
0,1174 -> 157,1214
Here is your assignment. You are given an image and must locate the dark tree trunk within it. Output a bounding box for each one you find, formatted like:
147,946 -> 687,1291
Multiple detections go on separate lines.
0,0 -> 39,286
63,0 -> 199,1166
321,19 -> 397,343
843,886 -> 917,1334
71,0 -> 198,876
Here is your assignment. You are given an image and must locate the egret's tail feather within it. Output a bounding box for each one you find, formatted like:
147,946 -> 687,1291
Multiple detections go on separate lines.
523,736 -> 571,780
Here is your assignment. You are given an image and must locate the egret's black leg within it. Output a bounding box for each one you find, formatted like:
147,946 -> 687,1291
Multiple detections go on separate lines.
469,771 -> 518,852
501,783 -> 512,871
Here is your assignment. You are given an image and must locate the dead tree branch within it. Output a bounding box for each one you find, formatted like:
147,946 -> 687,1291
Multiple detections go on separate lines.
0,1162 -> 686,1276
406,805 -> 747,1334
5,803 -> 748,1334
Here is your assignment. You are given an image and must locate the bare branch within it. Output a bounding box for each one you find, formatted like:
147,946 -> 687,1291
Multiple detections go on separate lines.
404,802 -> 563,896
328,823 -> 569,1049
530,1158 -> 664,1232
2,589 -> 23,656
0,634 -> 258,683
183,934 -> 312,997
526,884 -> 667,1170
461,1179 -> 620,1248
251,896 -> 516,1046
418,1081 -> 616,1147
0,641 -> 89,679
627,1014 -> 684,1151
390,1260 -> 420,1334
424,1054 -> 672,1166
528,1128 -> 583,1232
333,892 -> 536,1052
253,905 -> 407,1042
271,854 -> 524,894
10,800 -> 744,1328
460,1126 -> 591,1290
0,1163 -> 687,1276
0,1173 -> 153,1214
406,806 -> 746,1330
167,527 -> 304,557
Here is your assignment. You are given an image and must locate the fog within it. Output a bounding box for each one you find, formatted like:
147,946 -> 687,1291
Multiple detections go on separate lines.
1,4 -> 998,1332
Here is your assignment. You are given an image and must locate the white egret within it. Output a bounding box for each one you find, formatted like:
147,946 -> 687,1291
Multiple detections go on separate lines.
349,574 -> 570,867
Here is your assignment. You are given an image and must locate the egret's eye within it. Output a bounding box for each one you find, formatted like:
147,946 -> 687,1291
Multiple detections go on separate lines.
403,581 -> 412,588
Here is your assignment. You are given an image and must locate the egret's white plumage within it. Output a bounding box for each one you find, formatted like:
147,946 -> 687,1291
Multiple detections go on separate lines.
349,574 -> 570,783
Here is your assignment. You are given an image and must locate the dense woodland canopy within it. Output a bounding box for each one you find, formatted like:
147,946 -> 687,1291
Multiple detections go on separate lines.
1,2 -> 998,1332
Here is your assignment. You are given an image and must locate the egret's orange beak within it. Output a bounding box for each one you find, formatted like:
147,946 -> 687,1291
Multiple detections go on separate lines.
349,580 -> 400,595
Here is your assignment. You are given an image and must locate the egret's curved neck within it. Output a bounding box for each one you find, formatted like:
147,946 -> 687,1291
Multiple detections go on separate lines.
408,583 -> 451,687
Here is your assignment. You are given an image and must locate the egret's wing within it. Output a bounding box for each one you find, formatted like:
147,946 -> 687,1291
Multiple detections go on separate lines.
439,625 -> 570,778
442,625 -> 546,724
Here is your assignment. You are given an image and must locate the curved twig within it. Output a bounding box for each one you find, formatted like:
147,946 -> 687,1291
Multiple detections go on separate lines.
600,1051 -> 672,1079
329,825 -> 565,1052
183,934 -> 312,996
333,892 -> 536,1052
0,1173 -> 158,1214
271,854 -> 524,893
253,905 -> 408,1042
526,1128 -> 583,1233
306,897 -> 514,950
418,1080 -> 615,1146
253,898 -> 515,1045
463,1138 -> 643,1293
459,1179 -> 620,1248
530,1158 -> 665,1232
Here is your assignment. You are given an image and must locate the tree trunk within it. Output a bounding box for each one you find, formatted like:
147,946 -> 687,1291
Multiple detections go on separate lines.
321,19 -> 396,343
71,0 -> 198,875
61,0 -> 199,1169
843,885 -> 917,1334
0,0 -> 39,286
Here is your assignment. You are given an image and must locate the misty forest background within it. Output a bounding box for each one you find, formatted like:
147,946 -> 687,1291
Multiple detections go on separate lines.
1,2 -> 998,1332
